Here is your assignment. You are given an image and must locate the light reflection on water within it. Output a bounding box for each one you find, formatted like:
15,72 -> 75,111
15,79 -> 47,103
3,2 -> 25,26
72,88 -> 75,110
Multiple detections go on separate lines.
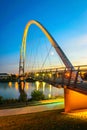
0,81 -> 64,99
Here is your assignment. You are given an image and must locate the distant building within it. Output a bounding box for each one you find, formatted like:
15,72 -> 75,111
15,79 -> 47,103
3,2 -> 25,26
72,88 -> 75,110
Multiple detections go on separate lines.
0,73 -> 9,79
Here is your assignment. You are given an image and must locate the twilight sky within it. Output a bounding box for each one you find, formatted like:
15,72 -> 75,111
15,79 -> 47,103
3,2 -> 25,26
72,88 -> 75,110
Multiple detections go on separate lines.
0,0 -> 87,73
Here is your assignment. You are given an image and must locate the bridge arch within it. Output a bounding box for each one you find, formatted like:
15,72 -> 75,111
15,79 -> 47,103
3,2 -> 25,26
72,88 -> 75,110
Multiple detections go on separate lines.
19,20 -> 73,75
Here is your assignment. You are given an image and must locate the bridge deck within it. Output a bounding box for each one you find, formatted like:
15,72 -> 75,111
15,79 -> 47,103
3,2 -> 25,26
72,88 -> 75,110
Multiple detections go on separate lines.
23,65 -> 87,95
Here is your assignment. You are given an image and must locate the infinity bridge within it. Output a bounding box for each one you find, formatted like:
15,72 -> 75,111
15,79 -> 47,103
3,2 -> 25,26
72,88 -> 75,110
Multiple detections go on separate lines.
19,20 -> 87,112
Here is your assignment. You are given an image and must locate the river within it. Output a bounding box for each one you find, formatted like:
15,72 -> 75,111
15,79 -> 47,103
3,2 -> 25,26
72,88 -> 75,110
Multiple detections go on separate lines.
0,81 -> 64,99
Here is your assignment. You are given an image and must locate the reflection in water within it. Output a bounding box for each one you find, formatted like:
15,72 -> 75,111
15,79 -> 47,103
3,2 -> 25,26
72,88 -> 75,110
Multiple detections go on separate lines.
25,82 -> 29,91
42,82 -> 45,92
15,82 -> 18,90
21,82 -> 25,90
8,82 -> 12,87
18,82 -> 27,101
0,81 -> 64,99
48,94 -> 51,98
36,81 -> 39,90
49,85 -> 52,98
49,85 -> 52,92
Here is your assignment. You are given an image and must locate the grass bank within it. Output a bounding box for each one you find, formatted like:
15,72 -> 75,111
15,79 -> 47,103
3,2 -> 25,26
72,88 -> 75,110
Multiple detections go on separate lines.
0,109 -> 87,130
0,98 -> 64,109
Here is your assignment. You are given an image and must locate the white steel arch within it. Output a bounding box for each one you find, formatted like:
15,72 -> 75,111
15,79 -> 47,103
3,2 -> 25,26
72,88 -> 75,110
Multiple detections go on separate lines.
19,20 -> 74,75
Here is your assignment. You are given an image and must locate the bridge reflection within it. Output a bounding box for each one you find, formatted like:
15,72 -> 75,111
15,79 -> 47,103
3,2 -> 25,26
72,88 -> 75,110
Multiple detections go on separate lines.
18,82 -> 27,102
8,81 -> 62,100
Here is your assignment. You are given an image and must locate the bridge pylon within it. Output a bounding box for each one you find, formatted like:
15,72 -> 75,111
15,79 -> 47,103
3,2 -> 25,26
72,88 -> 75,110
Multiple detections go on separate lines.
19,47 -> 25,83
64,87 -> 87,112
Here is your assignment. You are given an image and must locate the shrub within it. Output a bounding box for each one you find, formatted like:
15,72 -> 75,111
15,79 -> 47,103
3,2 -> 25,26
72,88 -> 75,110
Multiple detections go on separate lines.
31,90 -> 45,101
19,92 -> 27,102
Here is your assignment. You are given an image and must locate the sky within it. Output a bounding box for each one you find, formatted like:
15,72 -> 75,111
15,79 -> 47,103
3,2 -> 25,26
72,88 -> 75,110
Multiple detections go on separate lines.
0,0 -> 87,73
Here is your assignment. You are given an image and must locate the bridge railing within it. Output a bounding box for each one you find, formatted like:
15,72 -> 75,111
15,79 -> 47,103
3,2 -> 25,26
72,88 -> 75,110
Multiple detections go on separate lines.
28,65 -> 87,73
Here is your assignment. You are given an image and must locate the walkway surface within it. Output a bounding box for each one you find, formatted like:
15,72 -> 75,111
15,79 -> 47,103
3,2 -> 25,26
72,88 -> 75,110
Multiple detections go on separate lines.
0,100 -> 64,117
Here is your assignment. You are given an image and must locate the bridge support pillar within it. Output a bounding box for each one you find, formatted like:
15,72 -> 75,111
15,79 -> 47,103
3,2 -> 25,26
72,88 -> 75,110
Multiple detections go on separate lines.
64,87 -> 87,112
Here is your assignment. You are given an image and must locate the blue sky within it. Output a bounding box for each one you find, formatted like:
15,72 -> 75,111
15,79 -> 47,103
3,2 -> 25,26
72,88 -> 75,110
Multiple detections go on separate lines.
0,0 -> 87,73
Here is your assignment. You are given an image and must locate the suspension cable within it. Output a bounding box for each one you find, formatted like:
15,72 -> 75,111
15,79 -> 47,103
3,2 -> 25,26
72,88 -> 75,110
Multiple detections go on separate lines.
45,40 -> 52,67
40,46 -> 52,70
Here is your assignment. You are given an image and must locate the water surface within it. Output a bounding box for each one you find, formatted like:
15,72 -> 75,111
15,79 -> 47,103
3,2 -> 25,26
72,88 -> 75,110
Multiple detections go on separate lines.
0,81 -> 64,99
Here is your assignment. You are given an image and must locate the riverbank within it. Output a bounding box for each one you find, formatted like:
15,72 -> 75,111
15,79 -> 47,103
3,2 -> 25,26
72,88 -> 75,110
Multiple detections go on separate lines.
0,99 -> 64,117
0,98 -> 64,110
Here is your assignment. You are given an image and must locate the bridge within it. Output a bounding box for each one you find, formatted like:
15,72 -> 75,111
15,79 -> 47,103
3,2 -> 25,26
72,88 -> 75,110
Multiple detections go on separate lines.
19,20 -> 87,112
